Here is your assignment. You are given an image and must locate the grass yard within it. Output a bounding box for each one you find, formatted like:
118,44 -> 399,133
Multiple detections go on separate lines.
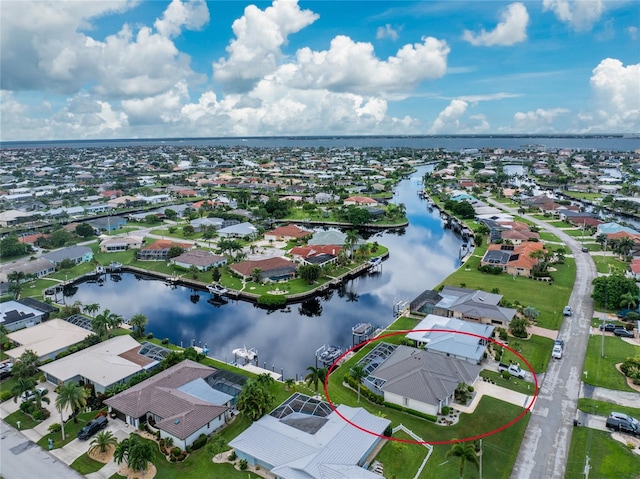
479,371 -> 538,396
376,430 -> 429,479
577,398 -> 640,419
538,232 -> 562,242
37,409 -> 106,449
70,453 -> 105,475
4,410 -> 43,430
500,334 -> 555,373
582,335 -> 640,392
545,221 -> 571,227
594,257 -> 627,274
563,229 -> 590,237
565,427 -> 640,479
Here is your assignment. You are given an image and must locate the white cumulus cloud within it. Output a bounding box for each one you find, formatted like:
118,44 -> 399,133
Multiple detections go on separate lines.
429,100 -> 490,133
513,108 -> 569,132
463,3 -> 529,46
376,24 -> 400,41
155,0 -> 210,38
543,0 -> 604,31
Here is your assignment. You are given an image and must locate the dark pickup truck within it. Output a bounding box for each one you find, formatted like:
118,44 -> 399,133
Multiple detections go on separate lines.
606,417 -> 640,437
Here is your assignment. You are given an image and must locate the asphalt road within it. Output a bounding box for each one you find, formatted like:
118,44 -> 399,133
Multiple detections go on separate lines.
0,421 -> 84,479
484,201 -> 599,479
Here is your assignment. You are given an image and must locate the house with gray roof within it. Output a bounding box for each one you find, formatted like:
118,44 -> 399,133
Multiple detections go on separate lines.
0,257 -> 56,283
170,249 -> 227,271
0,300 -> 45,332
43,245 -> 93,266
365,344 -> 481,416
406,314 -> 494,364
217,221 -> 258,238
104,360 -> 229,450
230,393 -> 389,479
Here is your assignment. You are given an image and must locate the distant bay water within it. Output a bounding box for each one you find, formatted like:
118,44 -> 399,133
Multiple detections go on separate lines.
2,135 -> 639,152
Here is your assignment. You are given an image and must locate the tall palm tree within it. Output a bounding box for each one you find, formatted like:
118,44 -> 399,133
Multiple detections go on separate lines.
89,430 -> 118,455
350,364 -> 367,402
616,237 -> 635,261
344,229 -> 359,258
129,313 -> 148,339
446,441 -> 480,479
83,303 -> 100,317
305,366 -> 327,393
114,435 -> 154,473
11,377 -> 36,403
56,382 -> 88,440
92,309 -> 122,339
31,388 -> 50,411
620,292 -> 638,311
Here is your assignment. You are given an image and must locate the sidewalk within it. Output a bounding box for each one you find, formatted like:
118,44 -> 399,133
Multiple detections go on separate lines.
454,380 -> 535,414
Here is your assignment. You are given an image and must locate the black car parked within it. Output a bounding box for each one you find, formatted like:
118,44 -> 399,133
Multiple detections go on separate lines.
77,416 -> 108,440
606,417 -> 640,436
613,328 -> 635,338
599,323 -> 617,332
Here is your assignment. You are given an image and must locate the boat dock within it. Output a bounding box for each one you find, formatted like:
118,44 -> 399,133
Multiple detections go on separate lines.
315,344 -> 343,367
352,322 -> 375,346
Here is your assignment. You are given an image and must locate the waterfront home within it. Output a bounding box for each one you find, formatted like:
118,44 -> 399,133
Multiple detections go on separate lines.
405,315 -> 494,364
99,235 -> 144,253
217,221 -> 258,239
362,344 -> 481,416
190,217 -> 224,232
0,209 -> 34,227
6,318 -> 92,362
230,257 -> 297,282
289,245 -> 342,265
87,215 -> 127,232
0,257 -> 56,283
39,335 -> 168,394
264,224 -> 312,242
0,300 -> 45,332
104,360 -> 229,450
410,286 -> 517,328
137,239 -> 191,261
596,221 -> 640,237
43,245 -> 93,266
170,249 -> 227,271
343,195 -> 378,207
481,242 -> 545,278
230,393 -> 389,479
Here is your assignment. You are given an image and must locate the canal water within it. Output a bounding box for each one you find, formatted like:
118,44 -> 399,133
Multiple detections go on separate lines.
65,166 -> 464,379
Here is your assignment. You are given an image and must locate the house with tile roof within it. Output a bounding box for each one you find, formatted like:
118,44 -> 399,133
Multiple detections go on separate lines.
481,241 -> 545,278
230,393 -> 389,479
289,245 -> 342,266
137,239 -> 192,261
343,196 -> 379,206
264,224 -> 312,242
170,249 -> 226,271
230,257 -> 297,282
104,360 -> 229,450
365,344 -> 481,416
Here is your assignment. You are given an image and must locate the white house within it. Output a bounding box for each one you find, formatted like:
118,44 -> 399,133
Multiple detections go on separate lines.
0,301 -> 45,332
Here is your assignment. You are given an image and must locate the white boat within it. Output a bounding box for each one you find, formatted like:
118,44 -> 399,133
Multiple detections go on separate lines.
368,257 -> 382,267
207,283 -> 228,295
232,346 -> 257,365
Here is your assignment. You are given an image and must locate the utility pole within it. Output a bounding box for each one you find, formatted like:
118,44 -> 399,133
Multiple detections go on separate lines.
584,455 -> 590,479
479,438 -> 483,479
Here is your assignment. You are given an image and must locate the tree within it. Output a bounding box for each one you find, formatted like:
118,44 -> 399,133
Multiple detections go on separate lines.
592,273 -> 640,310
11,377 -> 36,403
206,435 -> 227,458
446,441 -> 479,479
92,309 -> 122,339
305,366 -> 328,393
211,266 -> 221,283
251,268 -> 262,283
619,292 -> 638,310
183,224 -> 195,237
0,235 -> 28,259
30,387 -> 50,411
89,430 -> 118,455
521,306 -> 540,323
510,317 -> 530,338
167,246 -> 184,259
12,349 -> 40,379
236,379 -> 274,421
350,364 -> 367,402
298,264 -> 321,284
284,378 -> 296,391
616,237 -> 635,261
83,303 -> 100,317
56,382 -> 88,438
75,223 -> 95,238
344,229 -> 359,258
114,435 -> 155,473
129,313 -> 148,339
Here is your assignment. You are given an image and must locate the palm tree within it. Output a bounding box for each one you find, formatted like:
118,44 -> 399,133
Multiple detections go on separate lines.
446,440 -> 480,479
616,237 -> 635,261
236,379 -> 274,421
89,430 -> 118,455
31,388 -> 50,411
350,364 -> 367,402
92,309 -> 122,339
129,313 -> 148,339
56,382 -> 88,441
11,377 -> 36,403
521,306 -> 540,323
83,303 -> 100,317
114,435 -> 155,473
305,366 -> 327,393
284,378 -> 296,391
619,292 -> 638,310
344,229 -> 359,258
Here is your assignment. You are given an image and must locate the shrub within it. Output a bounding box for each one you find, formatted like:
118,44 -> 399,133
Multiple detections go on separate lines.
343,375 -> 384,404
383,424 -> 393,437
441,406 -> 451,416
0,390 -> 13,402
257,294 -> 286,307
239,459 -> 248,471
48,423 -> 62,433
171,447 -> 182,457
20,401 -> 34,414
94,410 -> 107,419
191,434 -> 207,451
383,402 -> 437,422
161,338 -> 169,345
228,451 -> 237,461
146,333 -> 154,339
32,409 -> 50,420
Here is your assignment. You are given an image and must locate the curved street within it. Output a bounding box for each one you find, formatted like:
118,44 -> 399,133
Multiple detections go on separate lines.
485,200 -> 599,479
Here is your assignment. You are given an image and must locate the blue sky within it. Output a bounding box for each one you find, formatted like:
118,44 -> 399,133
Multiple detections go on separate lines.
1,0 -> 638,140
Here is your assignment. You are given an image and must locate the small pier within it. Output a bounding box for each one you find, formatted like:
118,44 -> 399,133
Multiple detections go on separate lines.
352,322 -> 375,347
316,344 -> 343,367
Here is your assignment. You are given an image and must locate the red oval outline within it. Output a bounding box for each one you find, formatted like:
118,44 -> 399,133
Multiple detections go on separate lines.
323,329 -> 539,445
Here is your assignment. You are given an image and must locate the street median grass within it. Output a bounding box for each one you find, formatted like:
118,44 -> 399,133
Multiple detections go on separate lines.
583,335 -> 640,392
4,410 -> 42,430
578,398 -> 640,419
70,453 -> 104,475
565,427 -> 640,479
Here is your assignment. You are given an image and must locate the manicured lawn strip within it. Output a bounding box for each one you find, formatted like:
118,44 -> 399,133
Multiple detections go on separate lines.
538,232 -> 561,242
583,335 -> 639,392
545,221 -> 571,227
70,453 -> 105,475
4,410 -> 42,430
563,229 -> 589,237
565,427 -> 640,479
501,334 -> 554,373
595,257 -> 627,274
480,371 -> 537,396
0,376 -> 20,399
442,256 -> 575,330
577,398 -> 640,419
376,430 -> 428,479
384,315 -> 421,331
37,410 -> 105,449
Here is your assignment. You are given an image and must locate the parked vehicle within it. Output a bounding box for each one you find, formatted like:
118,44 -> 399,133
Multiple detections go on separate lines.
599,323 -> 617,332
552,340 -> 564,359
581,247 -> 589,253
77,416 -> 108,440
0,363 -> 12,380
606,417 -> 640,436
497,363 -> 527,379
610,412 -> 639,427
613,328 -> 635,338
563,306 -> 572,316
20,387 -> 48,403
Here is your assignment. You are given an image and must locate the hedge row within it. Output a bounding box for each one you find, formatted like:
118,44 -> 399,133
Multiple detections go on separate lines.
343,375 -> 384,405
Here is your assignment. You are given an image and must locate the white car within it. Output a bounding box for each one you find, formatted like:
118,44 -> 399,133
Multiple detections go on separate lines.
20,387 -> 48,403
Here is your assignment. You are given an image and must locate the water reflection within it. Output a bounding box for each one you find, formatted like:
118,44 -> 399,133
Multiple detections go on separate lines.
65,167 -> 463,377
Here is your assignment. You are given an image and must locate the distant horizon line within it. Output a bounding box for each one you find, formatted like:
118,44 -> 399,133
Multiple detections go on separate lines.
2,133 -> 638,145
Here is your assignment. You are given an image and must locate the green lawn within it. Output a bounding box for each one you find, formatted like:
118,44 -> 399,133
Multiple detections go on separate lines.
538,232 -> 562,242
70,453 -> 105,475
376,430 -> 428,479
4,410 -> 43,430
583,335 -> 640,392
565,427 -> 640,479
594,257 -> 628,274
563,229 -> 589,237
37,410 -> 106,449
479,371 -> 538,396
577,398 -> 640,419
501,334 -> 555,374
443,254 -> 575,330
